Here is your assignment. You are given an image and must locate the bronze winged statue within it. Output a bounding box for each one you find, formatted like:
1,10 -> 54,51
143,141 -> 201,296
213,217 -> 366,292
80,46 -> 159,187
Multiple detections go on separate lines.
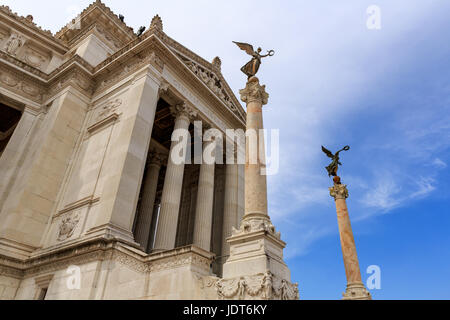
322,146 -> 350,177
233,41 -> 275,79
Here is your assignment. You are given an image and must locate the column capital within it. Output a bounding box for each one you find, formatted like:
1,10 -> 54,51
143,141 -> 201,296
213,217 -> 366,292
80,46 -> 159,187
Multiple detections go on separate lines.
170,103 -> 197,122
147,151 -> 167,167
239,77 -> 269,106
159,80 -> 170,96
329,184 -> 349,200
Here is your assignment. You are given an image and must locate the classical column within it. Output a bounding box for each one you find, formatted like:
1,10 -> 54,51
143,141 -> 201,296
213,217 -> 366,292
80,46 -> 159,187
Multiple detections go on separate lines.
221,163 -> 239,258
147,195 -> 161,252
153,103 -> 197,251
330,176 -> 372,300
192,138 -> 216,251
242,78 -> 269,222
134,152 -> 166,252
222,77 -> 297,301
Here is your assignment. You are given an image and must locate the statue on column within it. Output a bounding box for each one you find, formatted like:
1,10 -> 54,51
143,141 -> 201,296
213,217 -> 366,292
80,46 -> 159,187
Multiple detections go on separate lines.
321,145 -> 350,177
233,41 -> 275,79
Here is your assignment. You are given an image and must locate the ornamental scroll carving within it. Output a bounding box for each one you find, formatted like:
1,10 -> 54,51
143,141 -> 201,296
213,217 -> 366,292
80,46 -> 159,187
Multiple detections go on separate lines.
201,272 -> 299,300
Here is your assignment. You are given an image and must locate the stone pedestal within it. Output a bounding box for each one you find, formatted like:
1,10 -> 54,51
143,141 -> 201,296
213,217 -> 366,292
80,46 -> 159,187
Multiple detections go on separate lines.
221,77 -> 298,300
330,176 -> 372,300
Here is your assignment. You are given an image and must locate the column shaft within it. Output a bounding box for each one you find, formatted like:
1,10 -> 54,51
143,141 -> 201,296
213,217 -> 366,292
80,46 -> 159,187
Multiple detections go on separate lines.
193,161 -> 215,251
335,198 -> 362,284
330,180 -> 371,300
134,158 -> 162,252
154,104 -> 196,251
244,99 -> 268,218
221,164 -> 239,257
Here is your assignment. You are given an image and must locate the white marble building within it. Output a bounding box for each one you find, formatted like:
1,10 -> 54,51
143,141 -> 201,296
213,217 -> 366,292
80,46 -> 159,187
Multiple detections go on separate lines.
0,1 -> 297,300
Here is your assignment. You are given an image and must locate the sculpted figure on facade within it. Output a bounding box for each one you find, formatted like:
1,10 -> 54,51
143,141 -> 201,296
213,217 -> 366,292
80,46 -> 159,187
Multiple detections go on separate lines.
262,271 -> 273,300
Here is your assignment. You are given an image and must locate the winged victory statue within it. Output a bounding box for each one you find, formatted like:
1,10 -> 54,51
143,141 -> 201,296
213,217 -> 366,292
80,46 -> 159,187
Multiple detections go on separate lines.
233,41 -> 275,79
322,145 -> 350,177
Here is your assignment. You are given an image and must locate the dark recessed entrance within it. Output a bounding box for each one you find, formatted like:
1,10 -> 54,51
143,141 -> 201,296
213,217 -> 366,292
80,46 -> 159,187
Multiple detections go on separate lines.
0,101 -> 22,156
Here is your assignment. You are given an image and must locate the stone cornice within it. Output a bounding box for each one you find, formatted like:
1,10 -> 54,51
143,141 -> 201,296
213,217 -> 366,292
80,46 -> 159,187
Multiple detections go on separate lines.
0,239 -> 213,279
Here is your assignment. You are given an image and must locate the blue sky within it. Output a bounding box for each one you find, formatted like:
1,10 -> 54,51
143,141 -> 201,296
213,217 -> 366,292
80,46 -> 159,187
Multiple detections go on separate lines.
4,0 -> 449,299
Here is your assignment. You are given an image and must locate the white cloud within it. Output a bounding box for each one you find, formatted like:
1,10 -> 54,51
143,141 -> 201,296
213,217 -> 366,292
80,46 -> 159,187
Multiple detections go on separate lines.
361,176 -> 402,212
432,158 -> 447,169
360,174 -> 436,214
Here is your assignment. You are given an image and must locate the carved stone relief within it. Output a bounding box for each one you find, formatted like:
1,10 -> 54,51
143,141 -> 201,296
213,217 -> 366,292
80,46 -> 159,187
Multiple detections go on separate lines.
231,217 -> 281,240
94,98 -> 122,122
0,68 -> 43,102
185,60 -> 239,113
57,214 -> 80,242
23,46 -> 48,68
200,271 -> 299,300
4,33 -> 24,56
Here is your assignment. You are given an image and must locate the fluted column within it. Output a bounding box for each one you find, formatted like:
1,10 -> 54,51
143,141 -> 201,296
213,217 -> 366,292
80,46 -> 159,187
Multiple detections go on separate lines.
147,195 -> 161,252
153,104 -> 197,251
193,139 -> 216,251
330,176 -> 372,300
221,163 -> 239,258
134,152 -> 165,252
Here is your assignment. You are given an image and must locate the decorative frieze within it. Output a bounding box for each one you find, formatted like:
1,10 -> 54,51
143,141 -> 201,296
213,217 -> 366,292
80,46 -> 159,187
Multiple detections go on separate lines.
113,251 -> 149,274
149,252 -> 211,273
0,66 -> 44,103
200,272 -> 299,300
185,59 -> 240,113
